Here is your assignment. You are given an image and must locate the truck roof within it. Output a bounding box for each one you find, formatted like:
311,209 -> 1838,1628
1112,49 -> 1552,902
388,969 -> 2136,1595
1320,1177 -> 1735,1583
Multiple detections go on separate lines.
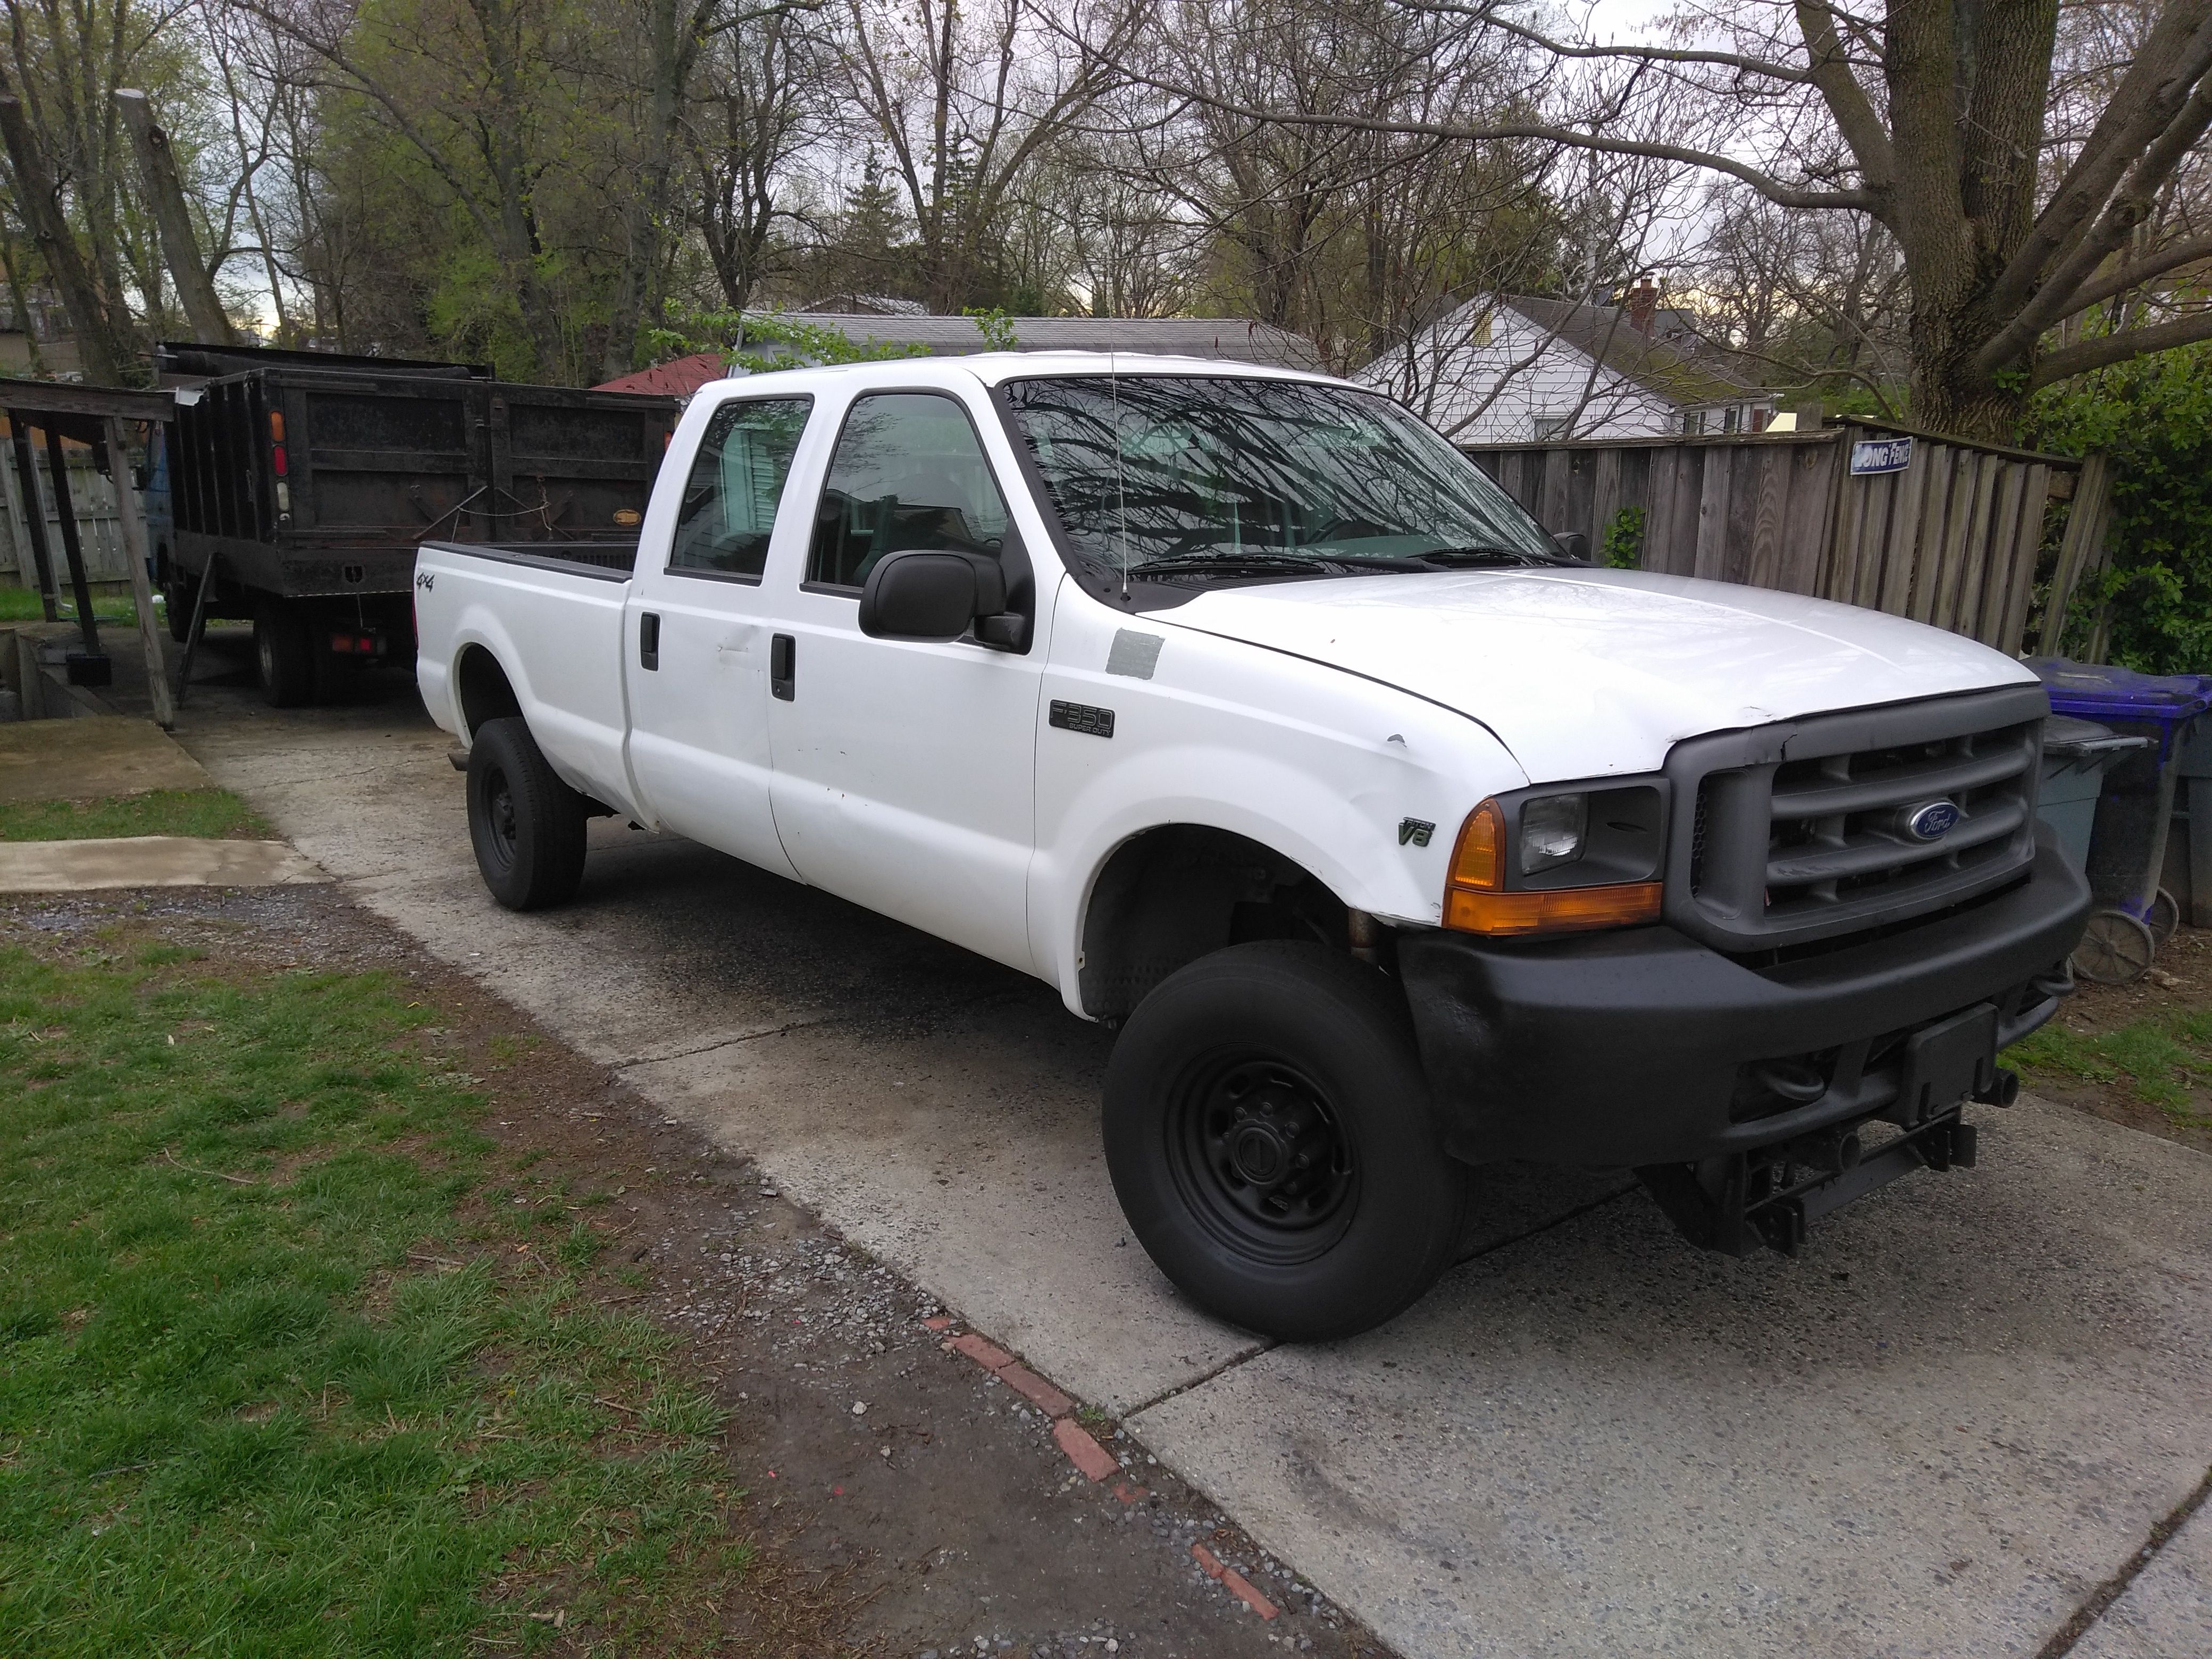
698,351 -> 1356,396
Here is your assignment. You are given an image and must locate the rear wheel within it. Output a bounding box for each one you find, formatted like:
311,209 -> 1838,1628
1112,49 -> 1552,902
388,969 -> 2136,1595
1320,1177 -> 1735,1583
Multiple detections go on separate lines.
254,600 -> 317,707
164,573 -> 197,644
1104,941 -> 1468,1341
466,716 -> 588,910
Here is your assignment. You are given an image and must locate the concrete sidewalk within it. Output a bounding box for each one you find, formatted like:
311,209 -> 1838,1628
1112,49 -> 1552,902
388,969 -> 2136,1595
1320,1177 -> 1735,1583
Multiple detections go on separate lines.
0,714 -> 216,803
0,835 -> 325,891
163,669 -> 2212,1659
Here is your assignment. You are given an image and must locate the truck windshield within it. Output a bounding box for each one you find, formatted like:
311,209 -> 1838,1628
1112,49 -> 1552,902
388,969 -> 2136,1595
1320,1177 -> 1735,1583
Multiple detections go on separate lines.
1000,375 -> 1561,578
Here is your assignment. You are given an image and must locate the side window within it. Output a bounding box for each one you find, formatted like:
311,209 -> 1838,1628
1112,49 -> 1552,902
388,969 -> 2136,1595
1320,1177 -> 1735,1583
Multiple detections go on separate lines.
668,396 -> 812,578
807,392 -> 1013,590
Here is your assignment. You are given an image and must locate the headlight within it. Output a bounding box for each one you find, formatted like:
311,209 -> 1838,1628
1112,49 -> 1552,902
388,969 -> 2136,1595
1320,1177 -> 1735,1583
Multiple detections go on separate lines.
1519,792 -> 1587,874
1443,783 -> 1665,937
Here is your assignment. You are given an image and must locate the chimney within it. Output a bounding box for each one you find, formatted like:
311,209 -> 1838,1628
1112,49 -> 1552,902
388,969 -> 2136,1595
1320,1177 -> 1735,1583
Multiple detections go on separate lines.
1626,274 -> 1659,334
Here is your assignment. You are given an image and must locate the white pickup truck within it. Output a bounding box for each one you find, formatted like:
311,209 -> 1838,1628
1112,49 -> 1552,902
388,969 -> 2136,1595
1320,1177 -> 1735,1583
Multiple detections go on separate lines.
414,353 -> 2089,1339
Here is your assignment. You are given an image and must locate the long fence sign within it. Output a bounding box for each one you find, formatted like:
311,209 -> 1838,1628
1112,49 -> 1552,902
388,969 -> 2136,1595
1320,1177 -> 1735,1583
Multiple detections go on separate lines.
1465,422 -> 2091,657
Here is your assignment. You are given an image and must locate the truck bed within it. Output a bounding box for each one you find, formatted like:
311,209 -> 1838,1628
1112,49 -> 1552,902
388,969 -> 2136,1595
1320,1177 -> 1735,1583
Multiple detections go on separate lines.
414,539 -> 640,815
432,540 -> 640,581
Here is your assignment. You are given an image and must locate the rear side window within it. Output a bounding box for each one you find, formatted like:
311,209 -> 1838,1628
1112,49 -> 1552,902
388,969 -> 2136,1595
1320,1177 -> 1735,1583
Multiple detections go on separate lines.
668,396 -> 812,579
807,392 -> 1012,590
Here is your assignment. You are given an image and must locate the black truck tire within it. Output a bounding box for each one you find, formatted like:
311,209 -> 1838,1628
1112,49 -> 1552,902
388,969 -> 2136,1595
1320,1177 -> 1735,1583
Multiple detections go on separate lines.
1103,941 -> 1469,1342
254,601 -> 317,707
466,717 -> 589,911
164,574 -> 197,644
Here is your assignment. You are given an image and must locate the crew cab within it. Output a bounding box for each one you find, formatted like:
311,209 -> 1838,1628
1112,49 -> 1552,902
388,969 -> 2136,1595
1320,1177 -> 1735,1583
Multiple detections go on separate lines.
414,354 -> 2090,1340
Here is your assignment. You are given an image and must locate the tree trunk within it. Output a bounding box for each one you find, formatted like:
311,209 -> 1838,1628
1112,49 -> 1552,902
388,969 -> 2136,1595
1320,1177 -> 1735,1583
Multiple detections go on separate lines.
600,0 -> 692,381
471,0 -> 568,379
0,90 -> 133,383
114,88 -> 234,345
1904,290 -> 2029,443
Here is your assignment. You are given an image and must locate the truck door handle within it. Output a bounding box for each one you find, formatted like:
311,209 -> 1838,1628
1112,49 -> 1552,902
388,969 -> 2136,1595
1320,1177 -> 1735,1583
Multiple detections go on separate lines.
770,633 -> 795,700
639,611 -> 659,671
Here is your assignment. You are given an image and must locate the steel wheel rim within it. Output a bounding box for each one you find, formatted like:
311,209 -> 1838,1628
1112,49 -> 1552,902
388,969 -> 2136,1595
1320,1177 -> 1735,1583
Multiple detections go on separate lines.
480,766 -> 519,873
1165,1050 -> 1359,1266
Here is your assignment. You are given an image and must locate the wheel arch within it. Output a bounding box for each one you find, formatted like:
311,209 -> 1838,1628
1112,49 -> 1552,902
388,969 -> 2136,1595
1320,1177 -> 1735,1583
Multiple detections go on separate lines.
1076,823 -> 1360,1023
454,641 -> 523,744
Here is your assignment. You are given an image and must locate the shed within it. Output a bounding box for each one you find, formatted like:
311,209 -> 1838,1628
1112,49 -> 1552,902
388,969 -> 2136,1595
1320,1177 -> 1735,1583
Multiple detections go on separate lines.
0,378 -> 177,725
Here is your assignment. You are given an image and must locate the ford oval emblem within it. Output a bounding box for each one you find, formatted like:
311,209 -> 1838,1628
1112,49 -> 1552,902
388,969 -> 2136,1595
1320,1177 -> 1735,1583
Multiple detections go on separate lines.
1906,800 -> 1960,841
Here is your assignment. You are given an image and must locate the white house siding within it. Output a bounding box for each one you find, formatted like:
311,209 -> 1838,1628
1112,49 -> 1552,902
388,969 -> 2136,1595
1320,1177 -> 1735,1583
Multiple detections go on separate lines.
1360,302 -> 1683,442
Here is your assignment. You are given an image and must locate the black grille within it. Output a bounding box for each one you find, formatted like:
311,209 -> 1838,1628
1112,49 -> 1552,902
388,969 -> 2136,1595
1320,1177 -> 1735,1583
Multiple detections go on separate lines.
1662,685 -> 2048,952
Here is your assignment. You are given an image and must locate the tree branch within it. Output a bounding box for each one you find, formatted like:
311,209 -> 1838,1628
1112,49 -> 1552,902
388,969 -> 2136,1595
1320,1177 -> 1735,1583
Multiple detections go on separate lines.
2030,308 -> 2212,386
1791,0 -> 1893,197
1985,0 -> 2212,321
2055,231 -> 2212,320
1104,68 -> 1874,211
1402,1 -> 1812,82
1981,74 -> 2212,374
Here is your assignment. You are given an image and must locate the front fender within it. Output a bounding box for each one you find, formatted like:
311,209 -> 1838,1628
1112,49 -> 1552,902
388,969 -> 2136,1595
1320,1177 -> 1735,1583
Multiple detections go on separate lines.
1031,589 -> 1527,1013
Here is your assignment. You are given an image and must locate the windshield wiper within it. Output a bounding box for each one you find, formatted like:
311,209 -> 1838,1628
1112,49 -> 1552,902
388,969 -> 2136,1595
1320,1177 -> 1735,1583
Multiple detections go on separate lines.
1410,544 -> 1565,568
1127,553 -> 1333,579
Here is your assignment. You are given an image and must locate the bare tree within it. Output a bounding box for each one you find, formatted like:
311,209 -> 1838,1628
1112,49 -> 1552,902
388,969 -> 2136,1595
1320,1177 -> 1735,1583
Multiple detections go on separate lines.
688,2 -> 818,312
1108,0 -> 2212,441
835,0 -> 1136,312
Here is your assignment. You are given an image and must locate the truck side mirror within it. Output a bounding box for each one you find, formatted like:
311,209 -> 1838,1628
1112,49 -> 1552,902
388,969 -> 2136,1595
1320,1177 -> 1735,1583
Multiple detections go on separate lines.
858,548 -> 1009,642
1552,531 -> 1591,563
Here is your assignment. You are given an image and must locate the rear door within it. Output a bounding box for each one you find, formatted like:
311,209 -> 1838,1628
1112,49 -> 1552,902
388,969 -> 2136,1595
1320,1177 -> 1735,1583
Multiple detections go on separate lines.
759,379 -> 1046,973
624,393 -> 816,878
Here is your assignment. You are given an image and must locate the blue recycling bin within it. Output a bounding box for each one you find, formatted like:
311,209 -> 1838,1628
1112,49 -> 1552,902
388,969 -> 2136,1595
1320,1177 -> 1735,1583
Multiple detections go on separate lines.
2028,659 -> 2212,980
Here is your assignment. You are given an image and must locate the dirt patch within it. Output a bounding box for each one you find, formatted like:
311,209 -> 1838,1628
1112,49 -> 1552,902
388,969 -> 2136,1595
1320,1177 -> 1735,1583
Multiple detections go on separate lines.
3,884 -> 1390,1659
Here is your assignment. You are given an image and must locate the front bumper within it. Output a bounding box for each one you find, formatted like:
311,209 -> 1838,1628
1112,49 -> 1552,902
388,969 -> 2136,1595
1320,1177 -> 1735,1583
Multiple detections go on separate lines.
1396,836 -> 2091,1169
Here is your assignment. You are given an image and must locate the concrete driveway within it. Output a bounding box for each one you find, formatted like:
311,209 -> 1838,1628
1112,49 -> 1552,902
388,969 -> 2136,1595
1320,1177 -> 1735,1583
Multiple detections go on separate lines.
163,652 -> 2212,1658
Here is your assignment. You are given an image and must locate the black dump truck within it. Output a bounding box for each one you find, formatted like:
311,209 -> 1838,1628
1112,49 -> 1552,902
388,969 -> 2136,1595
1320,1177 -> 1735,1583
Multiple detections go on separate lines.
154,342 -> 680,705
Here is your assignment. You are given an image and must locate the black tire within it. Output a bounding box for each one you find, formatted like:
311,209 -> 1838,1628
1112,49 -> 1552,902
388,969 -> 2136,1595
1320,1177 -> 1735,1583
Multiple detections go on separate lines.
1104,941 -> 1469,1342
164,579 -> 196,644
465,716 -> 588,910
254,600 -> 317,707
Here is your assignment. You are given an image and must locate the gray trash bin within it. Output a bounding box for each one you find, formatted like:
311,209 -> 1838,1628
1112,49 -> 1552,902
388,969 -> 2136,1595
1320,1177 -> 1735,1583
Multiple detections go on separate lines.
2039,716 -> 2148,875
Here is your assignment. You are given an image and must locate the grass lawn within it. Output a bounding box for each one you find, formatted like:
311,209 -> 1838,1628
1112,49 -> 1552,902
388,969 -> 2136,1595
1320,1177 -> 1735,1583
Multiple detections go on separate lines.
0,931 -> 755,1655
0,585 -> 143,627
2008,1000 -> 2212,1135
2002,921 -> 2212,1147
0,789 -> 269,842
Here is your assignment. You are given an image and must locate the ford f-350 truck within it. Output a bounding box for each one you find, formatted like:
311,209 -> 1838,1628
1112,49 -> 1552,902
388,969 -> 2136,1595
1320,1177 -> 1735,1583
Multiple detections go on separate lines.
412,354 -> 2090,1340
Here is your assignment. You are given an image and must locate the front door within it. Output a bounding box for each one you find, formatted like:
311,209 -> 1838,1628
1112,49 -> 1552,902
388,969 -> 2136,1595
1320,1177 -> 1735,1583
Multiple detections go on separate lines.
625,394 -> 814,878
764,388 -> 1043,971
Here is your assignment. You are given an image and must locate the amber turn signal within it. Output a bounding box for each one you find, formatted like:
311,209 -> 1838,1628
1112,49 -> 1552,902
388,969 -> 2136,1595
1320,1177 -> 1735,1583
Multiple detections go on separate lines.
1443,882 -> 1663,935
1443,798 -> 1662,936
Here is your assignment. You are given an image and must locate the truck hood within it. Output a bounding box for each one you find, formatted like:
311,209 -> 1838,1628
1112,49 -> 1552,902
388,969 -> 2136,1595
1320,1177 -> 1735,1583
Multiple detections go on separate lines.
1164,567 -> 2041,783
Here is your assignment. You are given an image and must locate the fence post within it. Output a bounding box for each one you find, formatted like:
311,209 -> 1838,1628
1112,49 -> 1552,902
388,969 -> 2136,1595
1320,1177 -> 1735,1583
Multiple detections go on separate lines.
2039,454 -> 2114,657
105,415 -> 174,730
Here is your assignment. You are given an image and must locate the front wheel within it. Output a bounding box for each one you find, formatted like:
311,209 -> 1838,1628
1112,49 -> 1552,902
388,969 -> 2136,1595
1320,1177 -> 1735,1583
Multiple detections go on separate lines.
1103,942 -> 1468,1342
465,717 -> 588,910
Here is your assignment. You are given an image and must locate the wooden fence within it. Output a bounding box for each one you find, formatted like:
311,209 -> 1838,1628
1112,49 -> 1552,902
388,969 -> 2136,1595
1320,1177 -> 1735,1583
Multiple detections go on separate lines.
0,419 -> 134,590
1466,422 -> 2100,657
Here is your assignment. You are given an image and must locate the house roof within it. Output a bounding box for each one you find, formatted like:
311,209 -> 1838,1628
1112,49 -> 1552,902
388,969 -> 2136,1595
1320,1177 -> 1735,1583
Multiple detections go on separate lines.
757,314 -> 1325,372
594,352 -> 730,397
1498,295 -> 1775,408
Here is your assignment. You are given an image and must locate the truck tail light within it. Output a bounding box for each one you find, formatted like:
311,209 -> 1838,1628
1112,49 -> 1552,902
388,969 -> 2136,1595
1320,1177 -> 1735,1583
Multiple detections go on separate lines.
1444,798 -> 1662,936
272,443 -> 288,476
